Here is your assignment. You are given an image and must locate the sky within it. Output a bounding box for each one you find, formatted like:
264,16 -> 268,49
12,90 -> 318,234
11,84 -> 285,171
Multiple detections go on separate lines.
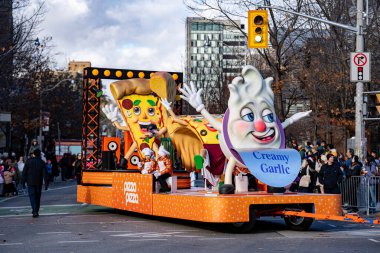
30,0 -> 191,73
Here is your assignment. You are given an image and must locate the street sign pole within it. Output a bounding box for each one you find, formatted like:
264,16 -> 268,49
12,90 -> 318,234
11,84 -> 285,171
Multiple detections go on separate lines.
355,0 -> 365,162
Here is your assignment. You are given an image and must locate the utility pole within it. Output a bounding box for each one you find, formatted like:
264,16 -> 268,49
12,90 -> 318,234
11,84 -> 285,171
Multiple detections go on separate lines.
354,0 -> 365,161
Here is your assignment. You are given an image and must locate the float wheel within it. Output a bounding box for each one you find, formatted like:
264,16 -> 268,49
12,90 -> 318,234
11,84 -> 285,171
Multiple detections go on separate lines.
284,205 -> 314,231
228,207 -> 257,233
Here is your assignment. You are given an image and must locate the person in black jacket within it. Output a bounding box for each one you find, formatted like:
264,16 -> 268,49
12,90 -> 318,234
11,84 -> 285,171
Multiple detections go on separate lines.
318,154 -> 343,194
22,149 -> 46,218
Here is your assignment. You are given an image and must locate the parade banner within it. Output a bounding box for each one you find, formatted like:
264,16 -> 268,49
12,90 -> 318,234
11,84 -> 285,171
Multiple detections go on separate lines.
238,148 -> 300,187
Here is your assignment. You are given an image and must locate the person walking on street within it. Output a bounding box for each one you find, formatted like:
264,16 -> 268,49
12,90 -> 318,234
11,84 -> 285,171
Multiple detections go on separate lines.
318,154 -> 343,194
22,149 -> 46,218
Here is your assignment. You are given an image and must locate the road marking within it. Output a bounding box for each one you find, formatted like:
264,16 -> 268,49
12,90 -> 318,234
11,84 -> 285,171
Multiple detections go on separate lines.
111,231 -> 186,238
0,196 -> 17,203
63,221 -> 136,225
165,230 -> 199,232
58,240 -> 99,243
198,238 -> 235,240
101,231 -> 132,233
174,235 -> 204,238
0,243 -> 23,246
128,239 -> 168,241
44,185 -> 76,192
369,239 -> 379,243
0,185 -> 76,203
0,213 -> 69,218
37,232 -> 72,235
0,204 -> 83,209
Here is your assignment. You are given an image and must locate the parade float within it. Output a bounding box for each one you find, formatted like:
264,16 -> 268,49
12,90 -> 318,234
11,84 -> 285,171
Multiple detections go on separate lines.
77,66 -> 379,233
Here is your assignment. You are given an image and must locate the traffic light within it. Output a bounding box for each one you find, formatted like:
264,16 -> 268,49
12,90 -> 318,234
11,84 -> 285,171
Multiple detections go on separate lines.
367,93 -> 380,116
248,10 -> 269,48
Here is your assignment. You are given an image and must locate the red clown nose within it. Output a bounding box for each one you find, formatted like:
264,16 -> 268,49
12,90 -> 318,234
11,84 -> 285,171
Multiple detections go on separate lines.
254,118 -> 267,132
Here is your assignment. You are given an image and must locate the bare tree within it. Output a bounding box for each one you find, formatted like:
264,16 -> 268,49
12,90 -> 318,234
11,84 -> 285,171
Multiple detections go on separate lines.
184,0 -> 314,121
0,1 -> 82,154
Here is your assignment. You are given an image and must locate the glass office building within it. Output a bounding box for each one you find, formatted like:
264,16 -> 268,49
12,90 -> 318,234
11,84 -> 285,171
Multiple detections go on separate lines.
185,17 -> 246,114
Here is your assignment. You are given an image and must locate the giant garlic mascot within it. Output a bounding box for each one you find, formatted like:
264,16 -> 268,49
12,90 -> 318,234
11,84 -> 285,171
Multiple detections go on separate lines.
180,66 -> 311,194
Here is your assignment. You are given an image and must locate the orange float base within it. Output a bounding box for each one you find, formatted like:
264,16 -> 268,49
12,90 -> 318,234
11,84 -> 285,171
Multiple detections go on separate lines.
78,171 -> 342,223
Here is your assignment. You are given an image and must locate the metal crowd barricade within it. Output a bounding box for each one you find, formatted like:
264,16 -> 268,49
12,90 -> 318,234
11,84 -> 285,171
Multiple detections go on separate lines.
339,176 -> 380,215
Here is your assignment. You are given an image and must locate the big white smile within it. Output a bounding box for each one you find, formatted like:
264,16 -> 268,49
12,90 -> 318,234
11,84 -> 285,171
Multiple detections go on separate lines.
138,121 -> 150,133
204,123 -> 217,132
251,128 -> 275,143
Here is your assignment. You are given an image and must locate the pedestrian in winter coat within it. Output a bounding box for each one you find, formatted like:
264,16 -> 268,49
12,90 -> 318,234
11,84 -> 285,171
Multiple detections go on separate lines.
318,154 -> 343,194
22,149 -> 46,218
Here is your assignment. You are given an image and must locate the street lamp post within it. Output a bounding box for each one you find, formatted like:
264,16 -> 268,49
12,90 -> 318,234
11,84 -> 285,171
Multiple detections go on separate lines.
38,78 -> 74,150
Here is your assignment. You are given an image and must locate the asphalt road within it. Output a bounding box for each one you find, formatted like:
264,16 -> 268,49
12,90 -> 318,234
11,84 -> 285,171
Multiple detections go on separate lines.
0,181 -> 379,253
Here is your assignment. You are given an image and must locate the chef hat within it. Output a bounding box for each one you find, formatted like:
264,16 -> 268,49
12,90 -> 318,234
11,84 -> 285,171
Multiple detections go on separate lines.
142,148 -> 153,157
158,145 -> 170,157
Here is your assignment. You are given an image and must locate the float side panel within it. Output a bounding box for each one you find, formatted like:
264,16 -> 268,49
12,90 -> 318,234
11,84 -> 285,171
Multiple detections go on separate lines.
112,173 -> 153,215
77,185 -> 113,208
153,193 -> 342,223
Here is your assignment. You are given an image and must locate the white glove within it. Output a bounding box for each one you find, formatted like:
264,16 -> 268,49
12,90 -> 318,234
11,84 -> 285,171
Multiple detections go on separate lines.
161,98 -> 172,111
154,171 -> 161,178
179,82 -> 205,112
291,110 -> 312,123
282,110 -> 312,129
137,162 -> 142,168
102,104 -> 118,123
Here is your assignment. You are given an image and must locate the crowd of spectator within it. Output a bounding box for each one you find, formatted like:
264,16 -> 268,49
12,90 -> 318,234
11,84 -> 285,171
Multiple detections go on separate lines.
288,139 -> 380,213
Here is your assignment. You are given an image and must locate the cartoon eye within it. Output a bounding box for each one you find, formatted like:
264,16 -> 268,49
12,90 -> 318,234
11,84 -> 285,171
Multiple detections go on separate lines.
262,109 -> 274,123
241,108 -> 254,122
200,130 -> 207,136
133,106 -> 141,115
147,107 -> 155,116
